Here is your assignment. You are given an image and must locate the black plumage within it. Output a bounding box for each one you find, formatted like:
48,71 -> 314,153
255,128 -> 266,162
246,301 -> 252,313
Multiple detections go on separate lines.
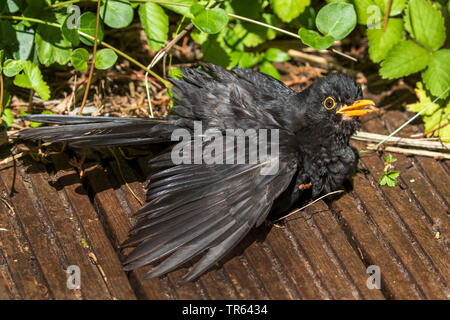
18,64 -> 374,283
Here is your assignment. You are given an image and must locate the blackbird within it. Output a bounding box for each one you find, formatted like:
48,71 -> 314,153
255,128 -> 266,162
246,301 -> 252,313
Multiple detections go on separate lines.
19,64 -> 375,283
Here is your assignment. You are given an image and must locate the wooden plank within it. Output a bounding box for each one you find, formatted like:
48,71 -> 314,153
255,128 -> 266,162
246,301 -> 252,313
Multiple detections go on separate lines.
50,153 -> 137,300
304,201 -> 385,299
25,159 -> 112,300
0,158 -> 75,299
0,188 -> 48,300
84,159 -> 177,299
330,191 -> 420,299
359,112 -> 449,298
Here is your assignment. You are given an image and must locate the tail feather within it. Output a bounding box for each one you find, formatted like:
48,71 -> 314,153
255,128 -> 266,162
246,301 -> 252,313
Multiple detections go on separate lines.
18,115 -> 170,147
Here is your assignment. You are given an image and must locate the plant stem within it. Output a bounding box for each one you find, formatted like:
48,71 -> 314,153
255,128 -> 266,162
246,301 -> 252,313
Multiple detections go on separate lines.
382,0 -> 392,33
49,0 -> 82,8
78,0 -> 101,115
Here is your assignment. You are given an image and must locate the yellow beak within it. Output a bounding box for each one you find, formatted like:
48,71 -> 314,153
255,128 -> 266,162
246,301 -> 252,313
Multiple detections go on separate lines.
336,99 -> 376,118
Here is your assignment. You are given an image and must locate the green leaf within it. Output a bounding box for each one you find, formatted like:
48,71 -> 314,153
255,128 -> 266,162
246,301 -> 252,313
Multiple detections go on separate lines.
265,48 -> 290,62
100,0 -> 134,29
259,61 -> 281,80
298,28 -> 334,50
3,59 -> 25,77
237,52 -> 262,68
139,3 -> 169,51
379,174 -> 389,186
387,171 -> 399,179
35,23 -> 72,66
407,82 -> 450,140
191,6 -> 229,34
0,21 -> 18,53
94,48 -> 117,70
299,6 -> 316,29
71,48 -> 89,71
367,18 -> 403,63
62,14 -> 80,46
79,11 -> 105,46
168,67 -> 183,79
160,0 -> 194,18
408,0 -> 446,51
316,2 -> 357,40
1,108 -> 13,128
353,0 -> 378,25
201,35 -> 230,67
380,40 -> 430,79
13,61 -> 50,100
4,0 -> 24,13
390,0 -> 407,16
385,154 -> 397,163
270,0 -> 311,23
11,22 -> 35,61
422,49 -> 450,99
0,50 -> 3,73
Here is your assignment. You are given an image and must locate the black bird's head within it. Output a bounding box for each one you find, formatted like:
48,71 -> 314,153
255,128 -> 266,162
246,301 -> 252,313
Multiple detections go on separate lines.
299,73 -> 375,143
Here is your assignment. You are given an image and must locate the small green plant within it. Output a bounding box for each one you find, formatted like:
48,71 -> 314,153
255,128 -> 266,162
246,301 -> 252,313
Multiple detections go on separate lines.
379,154 -> 399,187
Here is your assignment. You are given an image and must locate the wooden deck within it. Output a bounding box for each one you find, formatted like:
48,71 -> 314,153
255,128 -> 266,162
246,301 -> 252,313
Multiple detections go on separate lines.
0,109 -> 448,300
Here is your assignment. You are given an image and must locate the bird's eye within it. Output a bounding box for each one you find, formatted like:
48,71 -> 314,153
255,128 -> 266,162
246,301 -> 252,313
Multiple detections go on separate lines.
323,97 -> 336,110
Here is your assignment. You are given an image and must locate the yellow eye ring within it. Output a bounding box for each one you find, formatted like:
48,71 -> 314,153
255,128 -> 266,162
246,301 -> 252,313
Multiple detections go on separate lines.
323,97 -> 336,110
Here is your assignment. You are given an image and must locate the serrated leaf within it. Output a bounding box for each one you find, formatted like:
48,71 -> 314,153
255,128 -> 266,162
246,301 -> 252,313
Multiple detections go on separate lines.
265,48 -> 290,62
379,174 -> 389,186
100,0 -> 134,29
407,82 -> 450,140
94,48 -> 117,70
387,171 -> 399,179
408,0 -> 446,51
3,59 -> 25,77
422,49 -> 450,99
270,0 -> 311,23
259,61 -> 281,80
139,3 -> 169,51
380,40 -> 430,79
192,7 -> 229,34
79,11 -> 105,46
385,154 -> 397,163
316,2 -> 357,40
298,28 -> 334,50
13,61 -> 50,100
367,18 -> 403,63
71,48 -> 89,71
353,0 -> 380,25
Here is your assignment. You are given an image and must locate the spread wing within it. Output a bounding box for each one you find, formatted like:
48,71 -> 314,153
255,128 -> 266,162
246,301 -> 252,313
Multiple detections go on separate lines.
123,155 -> 297,284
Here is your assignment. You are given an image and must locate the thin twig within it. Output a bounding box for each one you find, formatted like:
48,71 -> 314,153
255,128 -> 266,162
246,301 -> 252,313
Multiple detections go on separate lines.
109,147 -> 144,206
273,190 -> 344,223
383,0 -> 392,33
78,0 -> 101,115
352,131 -> 450,151
366,145 -> 450,160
